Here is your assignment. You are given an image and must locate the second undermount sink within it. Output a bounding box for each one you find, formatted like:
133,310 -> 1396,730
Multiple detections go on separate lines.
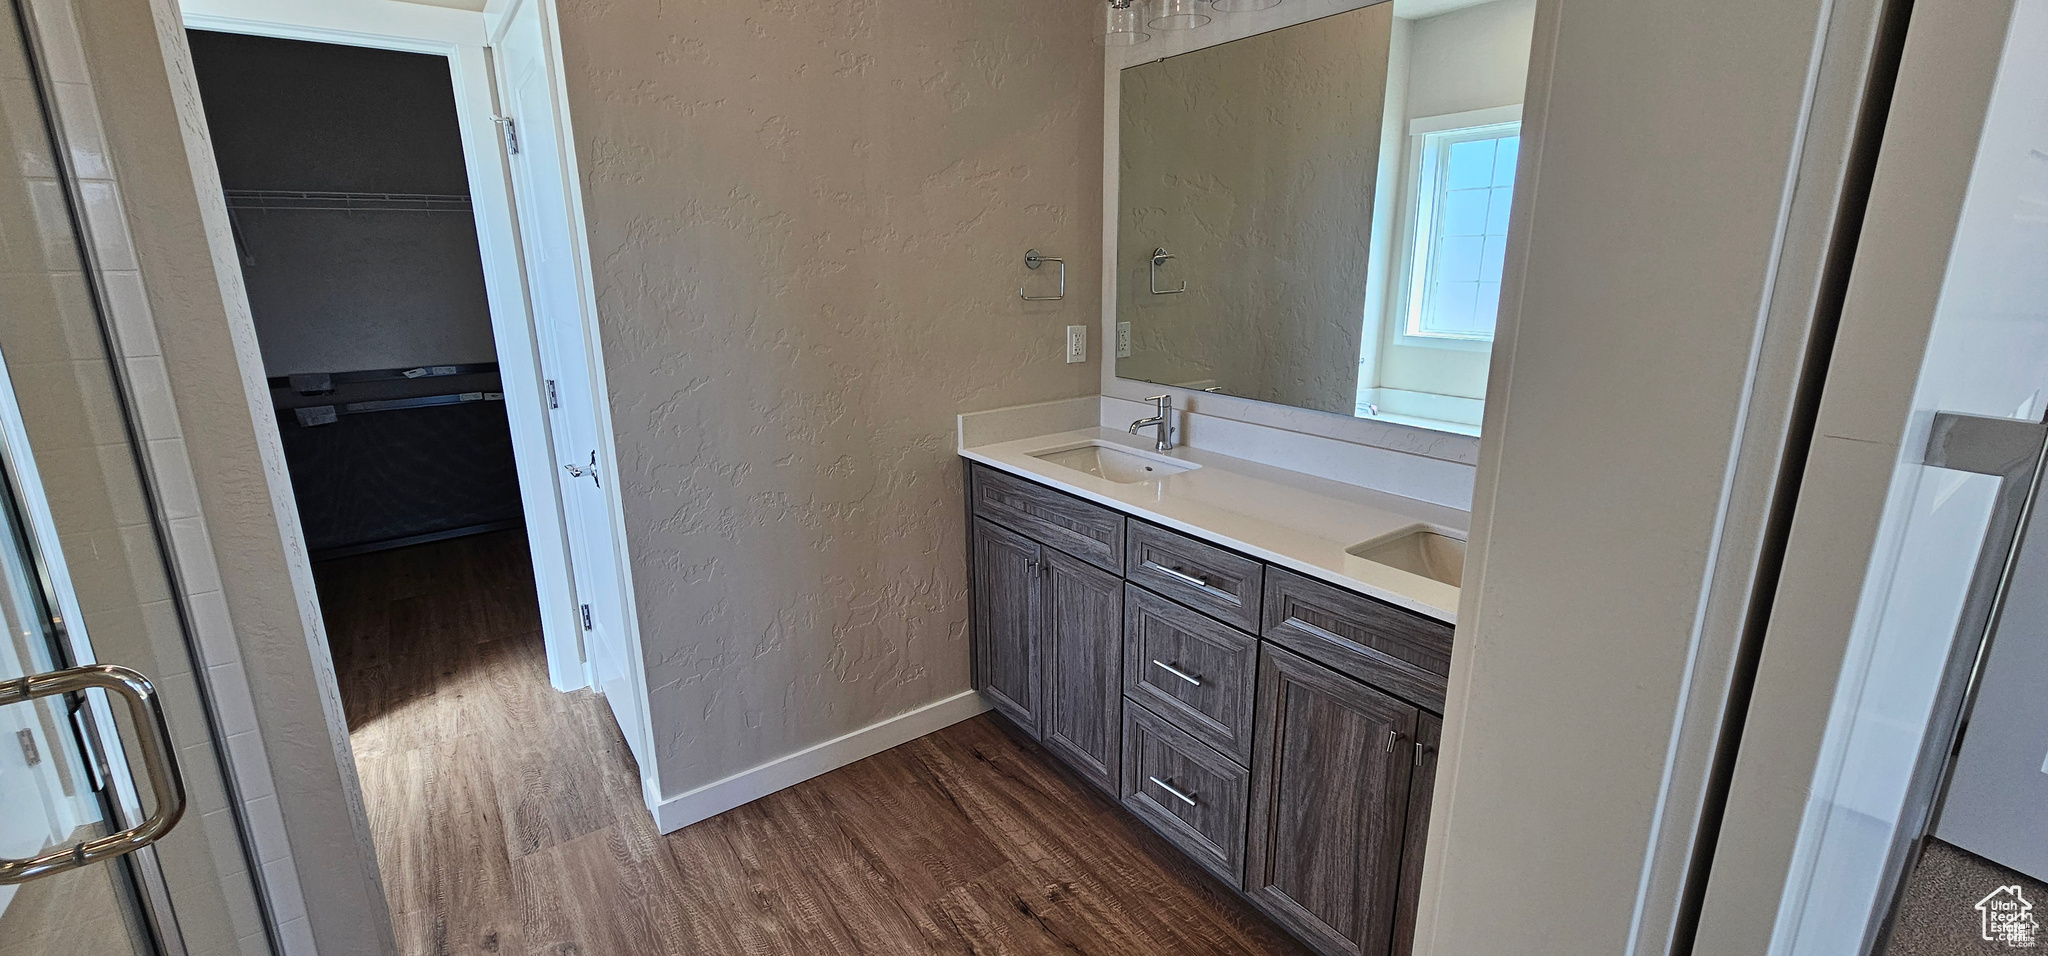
1348,527 -> 1467,588
1030,441 -> 1199,484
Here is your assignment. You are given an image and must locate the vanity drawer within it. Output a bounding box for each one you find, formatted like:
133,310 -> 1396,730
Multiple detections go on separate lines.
972,464 -> 1124,573
1120,700 -> 1250,886
1126,521 -> 1263,631
1262,567 -> 1452,713
1123,585 -> 1257,764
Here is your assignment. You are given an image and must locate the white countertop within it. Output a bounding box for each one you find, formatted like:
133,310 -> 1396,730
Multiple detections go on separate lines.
960,427 -> 1469,623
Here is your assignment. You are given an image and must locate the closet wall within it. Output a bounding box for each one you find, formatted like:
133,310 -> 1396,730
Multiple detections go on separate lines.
188,31 -> 521,557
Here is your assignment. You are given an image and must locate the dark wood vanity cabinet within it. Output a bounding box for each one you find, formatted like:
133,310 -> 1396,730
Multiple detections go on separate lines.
969,514 -> 1125,794
972,518 -> 1043,732
1038,547 -> 1125,791
1245,643 -> 1419,956
967,464 -> 1450,956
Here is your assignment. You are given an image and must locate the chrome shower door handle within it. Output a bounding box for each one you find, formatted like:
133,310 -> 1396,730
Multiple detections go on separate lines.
1150,247 -> 1186,295
0,664 -> 186,885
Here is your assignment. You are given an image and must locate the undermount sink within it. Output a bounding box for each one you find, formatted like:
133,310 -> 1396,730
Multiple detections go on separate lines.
1030,441 -> 1199,484
1348,527 -> 1467,588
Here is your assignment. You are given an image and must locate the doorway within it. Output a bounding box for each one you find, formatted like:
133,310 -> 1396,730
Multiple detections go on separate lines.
179,20 -> 641,932
178,0 -> 653,779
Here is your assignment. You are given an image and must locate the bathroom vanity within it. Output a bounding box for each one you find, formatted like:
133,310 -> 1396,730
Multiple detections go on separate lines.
963,0 -> 1534,947
960,425 -> 1465,956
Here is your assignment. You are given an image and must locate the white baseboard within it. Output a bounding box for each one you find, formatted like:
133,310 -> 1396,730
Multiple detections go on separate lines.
647,689 -> 992,833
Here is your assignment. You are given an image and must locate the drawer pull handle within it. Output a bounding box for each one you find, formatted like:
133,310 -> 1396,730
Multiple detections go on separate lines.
1284,615 -> 1357,650
1151,659 -> 1203,687
1142,561 -> 1242,605
1148,776 -> 1199,807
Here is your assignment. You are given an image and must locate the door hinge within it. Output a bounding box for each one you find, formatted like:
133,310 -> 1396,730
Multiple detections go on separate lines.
547,379 -> 560,409
69,706 -> 108,793
492,115 -> 521,155
581,604 -> 593,630
16,728 -> 39,766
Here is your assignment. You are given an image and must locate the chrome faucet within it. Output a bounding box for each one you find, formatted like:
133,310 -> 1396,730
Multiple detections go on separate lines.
1129,394 -> 1175,452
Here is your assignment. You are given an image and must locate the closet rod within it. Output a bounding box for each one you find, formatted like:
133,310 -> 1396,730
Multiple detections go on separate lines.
223,189 -> 473,213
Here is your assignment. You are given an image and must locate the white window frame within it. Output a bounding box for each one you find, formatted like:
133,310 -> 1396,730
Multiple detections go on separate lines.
1395,105 -> 1523,351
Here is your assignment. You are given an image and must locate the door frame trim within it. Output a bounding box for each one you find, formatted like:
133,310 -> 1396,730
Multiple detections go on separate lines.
177,0 -> 604,701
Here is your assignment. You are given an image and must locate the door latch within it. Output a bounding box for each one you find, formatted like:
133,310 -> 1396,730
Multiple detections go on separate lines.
563,450 -> 600,487
581,604 -> 593,630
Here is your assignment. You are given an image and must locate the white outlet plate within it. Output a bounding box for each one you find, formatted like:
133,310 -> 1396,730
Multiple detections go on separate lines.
1066,325 -> 1087,364
1116,321 -> 1132,358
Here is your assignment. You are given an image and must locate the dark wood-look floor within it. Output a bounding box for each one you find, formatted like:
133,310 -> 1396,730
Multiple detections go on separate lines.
318,530 -> 1308,956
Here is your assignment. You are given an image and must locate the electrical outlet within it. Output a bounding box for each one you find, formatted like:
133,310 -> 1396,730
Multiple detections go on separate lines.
1065,325 -> 1087,364
1116,321 -> 1132,358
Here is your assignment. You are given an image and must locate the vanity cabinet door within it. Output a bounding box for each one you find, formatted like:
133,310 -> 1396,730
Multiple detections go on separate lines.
1039,547 -> 1124,793
1245,643 -> 1417,956
1391,712 -> 1440,956
973,518 -> 1042,734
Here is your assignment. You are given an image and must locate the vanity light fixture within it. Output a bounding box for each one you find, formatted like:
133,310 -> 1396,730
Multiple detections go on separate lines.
1099,0 -> 1152,46
1149,0 -> 1212,31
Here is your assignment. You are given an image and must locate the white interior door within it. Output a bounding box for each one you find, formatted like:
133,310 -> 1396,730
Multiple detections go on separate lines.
493,0 -> 643,766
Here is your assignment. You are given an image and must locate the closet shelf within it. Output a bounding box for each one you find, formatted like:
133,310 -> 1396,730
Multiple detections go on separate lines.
223,189 -> 473,213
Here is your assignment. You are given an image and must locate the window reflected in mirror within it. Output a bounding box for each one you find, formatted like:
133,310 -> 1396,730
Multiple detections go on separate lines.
1114,0 -> 1537,437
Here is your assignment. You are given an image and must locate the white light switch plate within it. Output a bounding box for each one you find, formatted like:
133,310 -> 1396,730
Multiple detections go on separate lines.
1066,325 -> 1087,364
1117,321 -> 1131,358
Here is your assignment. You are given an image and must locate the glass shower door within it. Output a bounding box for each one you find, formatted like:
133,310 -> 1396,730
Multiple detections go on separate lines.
0,445 -> 165,955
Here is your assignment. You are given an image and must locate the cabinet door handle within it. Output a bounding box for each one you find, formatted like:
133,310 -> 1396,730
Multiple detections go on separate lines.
1385,729 -> 1405,753
1148,776 -> 1198,807
1150,659 -> 1202,687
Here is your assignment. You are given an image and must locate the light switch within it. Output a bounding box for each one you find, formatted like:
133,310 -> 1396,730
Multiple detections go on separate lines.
1066,325 -> 1087,364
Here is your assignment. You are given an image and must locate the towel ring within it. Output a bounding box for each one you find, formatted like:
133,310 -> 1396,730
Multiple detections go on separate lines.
1020,249 -> 1065,301
1150,247 -> 1186,295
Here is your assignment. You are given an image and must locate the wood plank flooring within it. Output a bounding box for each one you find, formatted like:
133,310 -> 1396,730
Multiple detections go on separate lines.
318,530 -> 1308,956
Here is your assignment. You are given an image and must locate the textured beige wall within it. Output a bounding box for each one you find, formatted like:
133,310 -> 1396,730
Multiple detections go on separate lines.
552,0 -> 1104,797
1117,4 -> 1392,414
